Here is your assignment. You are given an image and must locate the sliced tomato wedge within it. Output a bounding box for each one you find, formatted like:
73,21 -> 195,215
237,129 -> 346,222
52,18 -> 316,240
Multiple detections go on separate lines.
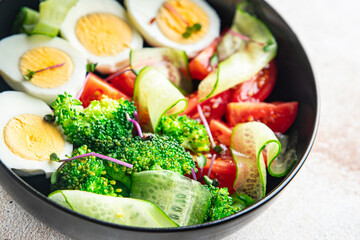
226,101 -> 298,133
195,156 -> 237,194
231,60 -> 277,102
79,73 -> 130,108
106,66 -> 137,97
181,90 -> 232,121
209,119 -> 232,147
189,38 -> 220,80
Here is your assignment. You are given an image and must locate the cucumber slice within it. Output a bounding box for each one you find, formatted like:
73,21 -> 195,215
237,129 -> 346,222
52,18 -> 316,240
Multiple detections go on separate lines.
11,7 -> 39,34
198,2 -> 277,100
231,122 -> 280,200
32,0 -> 78,37
131,170 -> 211,226
130,48 -> 193,94
268,133 -> 298,177
133,66 -> 187,132
49,190 -> 178,228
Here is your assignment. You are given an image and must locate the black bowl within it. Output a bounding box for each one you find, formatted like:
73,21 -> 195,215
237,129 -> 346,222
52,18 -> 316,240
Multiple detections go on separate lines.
0,0 -> 319,239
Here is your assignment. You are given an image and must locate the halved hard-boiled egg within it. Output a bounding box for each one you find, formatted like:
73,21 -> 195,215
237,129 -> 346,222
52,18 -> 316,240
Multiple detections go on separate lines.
125,0 -> 220,57
0,91 -> 73,177
60,0 -> 143,74
0,34 -> 87,105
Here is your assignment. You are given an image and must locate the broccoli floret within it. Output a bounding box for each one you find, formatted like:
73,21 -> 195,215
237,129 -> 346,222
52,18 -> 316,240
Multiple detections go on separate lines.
51,145 -> 125,197
205,185 -> 241,222
51,93 -> 136,150
101,134 -> 196,180
156,115 -> 210,153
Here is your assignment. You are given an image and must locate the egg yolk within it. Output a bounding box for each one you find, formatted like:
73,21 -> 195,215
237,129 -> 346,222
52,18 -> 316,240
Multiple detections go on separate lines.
19,47 -> 74,89
75,13 -> 133,56
3,114 -> 65,161
157,0 -> 209,44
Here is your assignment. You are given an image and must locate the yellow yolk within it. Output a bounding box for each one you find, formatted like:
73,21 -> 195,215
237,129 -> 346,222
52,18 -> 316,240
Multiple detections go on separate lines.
75,13 -> 133,56
157,0 -> 209,44
3,114 -> 65,161
19,47 -> 74,88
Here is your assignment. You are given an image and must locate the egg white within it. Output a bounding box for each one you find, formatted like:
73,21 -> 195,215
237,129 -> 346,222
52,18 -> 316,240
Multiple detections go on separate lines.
0,34 -> 87,105
60,0 -> 143,74
125,0 -> 220,57
0,91 -> 73,177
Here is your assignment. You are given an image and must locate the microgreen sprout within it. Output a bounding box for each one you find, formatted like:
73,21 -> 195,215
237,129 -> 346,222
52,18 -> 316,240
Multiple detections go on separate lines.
23,62 -> 65,81
163,2 -> 189,26
50,151 -> 133,168
162,2 -> 202,39
182,23 -> 202,39
213,145 -> 223,154
126,112 -> 143,138
43,114 -> 56,123
86,63 -> 98,73
209,52 -> 219,69
228,29 -> 265,47
191,167 -> 197,181
207,154 -> 216,177
196,155 -> 207,178
203,175 -> 220,187
104,68 -> 137,82
197,104 -> 215,148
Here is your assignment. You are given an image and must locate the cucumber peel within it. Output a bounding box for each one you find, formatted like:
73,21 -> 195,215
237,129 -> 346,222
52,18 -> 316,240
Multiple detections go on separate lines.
268,133 -> 298,177
231,122 -> 281,200
11,7 -> 39,34
32,0 -> 78,37
133,66 -> 187,132
198,2 -> 277,101
49,190 -> 178,228
130,48 -> 193,94
131,170 -> 211,226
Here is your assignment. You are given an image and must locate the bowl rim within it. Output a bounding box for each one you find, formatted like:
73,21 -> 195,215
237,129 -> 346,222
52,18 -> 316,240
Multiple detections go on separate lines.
0,0 -> 320,234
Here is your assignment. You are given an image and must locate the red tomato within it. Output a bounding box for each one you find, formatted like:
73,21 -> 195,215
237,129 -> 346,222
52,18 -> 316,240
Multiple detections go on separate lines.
106,67 -> 137,97
79,73 -> 130,108
226,101 -> 298,133
231,60 -> 277,102
195,157 -> 237,194
181,90 -> 232,121
188,38 -> 220,80
209,119 -> 232,147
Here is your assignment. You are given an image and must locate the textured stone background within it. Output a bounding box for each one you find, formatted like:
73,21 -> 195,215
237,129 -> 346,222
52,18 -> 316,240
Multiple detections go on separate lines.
1,0 -> 360,239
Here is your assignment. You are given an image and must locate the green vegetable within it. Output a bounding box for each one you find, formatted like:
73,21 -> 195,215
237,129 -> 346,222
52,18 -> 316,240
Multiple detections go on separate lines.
133,66 -> 187,132
102,134 -> 196,179
51,92 -> 136,151
231,192 -> 255,210
131,170 -> 211,226
43,114 -> 56,123
231,122 -> 281,200
198,2 -> 277,100
130,48 -> 193,94
86,63 -> 98,73
182,23 -> 202,38
156,114 -> 210,153
205,185 -> 241,222
49,190 -> 178,228
11,7 -> 39,34
32,0 -> 78,37
51,145 -> 126,197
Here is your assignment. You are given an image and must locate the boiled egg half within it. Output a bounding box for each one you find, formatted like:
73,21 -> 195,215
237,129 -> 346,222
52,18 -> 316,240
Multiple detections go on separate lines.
60,0 -> 143,74
0,34 -> 87,105
0,91 -> 73,177
125,0 -> 220,57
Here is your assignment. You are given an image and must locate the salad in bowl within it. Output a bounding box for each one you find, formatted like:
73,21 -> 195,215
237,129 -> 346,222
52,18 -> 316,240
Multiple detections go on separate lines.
0,0 -> 317,238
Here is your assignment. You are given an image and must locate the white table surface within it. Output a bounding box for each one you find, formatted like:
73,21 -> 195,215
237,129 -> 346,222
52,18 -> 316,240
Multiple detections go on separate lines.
1,0 -> 360,239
